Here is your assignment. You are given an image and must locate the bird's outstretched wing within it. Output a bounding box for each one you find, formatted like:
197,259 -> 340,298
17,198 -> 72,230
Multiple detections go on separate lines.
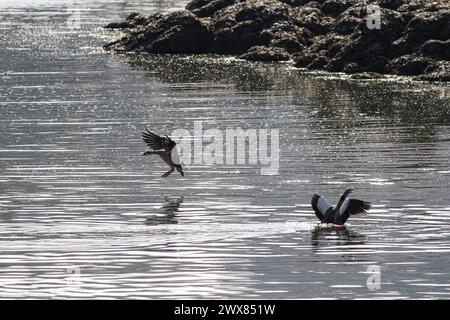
311,193 -> 333,222
334,198 -> 371,225
142,129 -> 176,152
339,199 -> 372,216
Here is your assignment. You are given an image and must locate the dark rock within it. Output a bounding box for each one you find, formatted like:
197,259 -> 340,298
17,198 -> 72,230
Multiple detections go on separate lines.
342,62 -> 361,74
363,42 -> 385,59
385,54 -> 433,76
350,72 -> 385,79
271,34 -> 306,52
188,0 -> 237,17
405,10 -> 450,48
280,0 -> 316,6
105,13 -> 150,29
296,7 -> 330,35
104,0 -> 450,81
378,0 -> 404,10
416,72 -> 450,82
397,1 -> 423,13
333,14 -> 360,35
294,52 -> 318,68
359,8 -> 406,42
186,0 -> 211,11
211,20 -> 272,54
308,55 -> 329,69
210,0 -> 295,53
126,13 -> 148,25
325,35 -> 346,57
105,11 -> 212,53
321,0 -> 353,17
240,46 -> 290,61
421,40 -> 450,61
148,12 -> 212,54
416,60 -> 450,81
265,23 -> 311,52
326,57 -> 345,72
388,38 -> 411,58
366,56 -> 389,73
104,21 -> 134,29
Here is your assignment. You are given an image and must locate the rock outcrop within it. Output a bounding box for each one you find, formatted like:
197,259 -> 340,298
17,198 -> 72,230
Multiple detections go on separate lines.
104,0 -> 450,81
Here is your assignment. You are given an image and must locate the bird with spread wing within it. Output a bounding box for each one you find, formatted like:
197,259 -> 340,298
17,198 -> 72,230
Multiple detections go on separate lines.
142,129 -> 184,178
311,188 -> 371,225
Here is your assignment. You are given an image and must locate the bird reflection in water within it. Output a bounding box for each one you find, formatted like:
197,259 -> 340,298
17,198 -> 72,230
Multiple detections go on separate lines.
311,225 -> 366,248
145,196 -> 184,225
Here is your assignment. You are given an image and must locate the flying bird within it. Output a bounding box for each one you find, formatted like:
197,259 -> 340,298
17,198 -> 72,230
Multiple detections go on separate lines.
311,188 -> 371,226
142,129 -> 184,178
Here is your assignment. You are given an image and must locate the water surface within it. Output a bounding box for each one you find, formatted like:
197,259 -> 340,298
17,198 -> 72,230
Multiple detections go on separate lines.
1,0 -> 450,299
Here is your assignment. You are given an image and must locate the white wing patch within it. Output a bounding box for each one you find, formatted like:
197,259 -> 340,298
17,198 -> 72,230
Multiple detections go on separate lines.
170,146 -> 181,165
339,198 -> 350,216
317,196 -> 332,215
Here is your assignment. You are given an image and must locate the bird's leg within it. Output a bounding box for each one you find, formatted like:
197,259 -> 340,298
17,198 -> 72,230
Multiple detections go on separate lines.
161,168 -> 174,178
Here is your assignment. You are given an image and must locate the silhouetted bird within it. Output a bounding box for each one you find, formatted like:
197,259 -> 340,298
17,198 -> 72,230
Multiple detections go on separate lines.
311,188 -> 371,225
142,129 -> 184,178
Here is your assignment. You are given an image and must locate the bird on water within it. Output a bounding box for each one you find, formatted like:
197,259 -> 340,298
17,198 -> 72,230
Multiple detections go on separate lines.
311,188 -> 371,226
142,129 -> 184,178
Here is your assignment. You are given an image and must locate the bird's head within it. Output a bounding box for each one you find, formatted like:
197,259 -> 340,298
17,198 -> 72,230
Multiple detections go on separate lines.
143,151 -> 152,156
339,187 -> 354,201
344,188 -> 354,195
176,165 -> 184,176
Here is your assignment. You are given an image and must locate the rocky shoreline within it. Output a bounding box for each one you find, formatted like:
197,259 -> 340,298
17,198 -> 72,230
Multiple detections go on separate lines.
104,0 -> 450,81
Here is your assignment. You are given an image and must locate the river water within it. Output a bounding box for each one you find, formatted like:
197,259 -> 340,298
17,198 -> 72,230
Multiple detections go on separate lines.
1,0 -> 450,299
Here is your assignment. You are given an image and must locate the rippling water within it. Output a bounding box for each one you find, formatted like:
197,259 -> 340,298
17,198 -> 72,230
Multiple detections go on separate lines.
1,0 -> 450,299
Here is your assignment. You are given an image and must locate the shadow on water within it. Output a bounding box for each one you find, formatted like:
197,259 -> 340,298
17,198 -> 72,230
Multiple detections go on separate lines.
145,196 -> 184,225
117,53 -> 287,91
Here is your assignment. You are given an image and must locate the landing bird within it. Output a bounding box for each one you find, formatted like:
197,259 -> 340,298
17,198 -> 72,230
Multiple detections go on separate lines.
311,188 -> 371,226
142,129 -> 184,178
